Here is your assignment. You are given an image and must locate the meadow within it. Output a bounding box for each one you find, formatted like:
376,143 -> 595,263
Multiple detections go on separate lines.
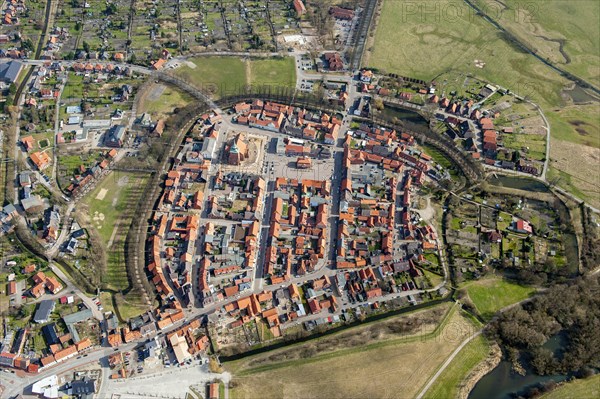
228,304 -> 480,399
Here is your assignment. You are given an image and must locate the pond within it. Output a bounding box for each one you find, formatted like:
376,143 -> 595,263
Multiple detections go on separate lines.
469,360 -> 570,399
488,176 -> 549,192
471,333 -> 571,398
563,84 -> 599,104
379,106 -> 428,127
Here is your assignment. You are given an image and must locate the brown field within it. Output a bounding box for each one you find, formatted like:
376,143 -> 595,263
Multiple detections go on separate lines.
228,304 -> 479,399
549,140 -> 600,209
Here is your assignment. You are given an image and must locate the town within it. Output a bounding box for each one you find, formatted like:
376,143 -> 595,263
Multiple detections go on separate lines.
0,0 -> 598,398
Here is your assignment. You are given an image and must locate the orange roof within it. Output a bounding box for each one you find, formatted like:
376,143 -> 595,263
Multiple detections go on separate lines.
54,345 -> 77,361
30,151 -> 50,170
75,338 -> 92,351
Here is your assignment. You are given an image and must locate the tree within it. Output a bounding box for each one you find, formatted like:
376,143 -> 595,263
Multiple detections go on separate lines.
82,41 -> 90,53
8,83 -> 16,95
21,38 -> 34,51
105,3 -> 117,15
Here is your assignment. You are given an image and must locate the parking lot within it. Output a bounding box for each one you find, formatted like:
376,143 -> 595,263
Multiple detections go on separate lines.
264,152 -> 335,182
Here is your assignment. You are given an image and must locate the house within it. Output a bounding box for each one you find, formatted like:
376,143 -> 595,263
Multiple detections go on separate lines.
488,231 -> 502,243
33,300 -> 56,323
21,136 -> 35,151
152,119 -> 165,136
208,382 -> 219,399
293,0 -> 306,16
514,219 -> 533,234
151,58 -> 167,70
45,277 -> 62,294
329,6 -> 355,20
7,281 -> 16,295
359,70 -> 373,83
30,151 -> 51,170
105,125 -> 126,148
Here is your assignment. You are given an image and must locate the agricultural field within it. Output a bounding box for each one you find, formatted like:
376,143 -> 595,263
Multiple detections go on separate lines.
424,334 -> 491,399
174,56 -> 296,98
228,304 -> 479,399
471,0 -> 600,88
540,375 -> 600,399
465,277 -> 535,320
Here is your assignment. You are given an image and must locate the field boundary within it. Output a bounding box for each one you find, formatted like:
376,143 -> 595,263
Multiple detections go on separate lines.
234,302 -> 460,376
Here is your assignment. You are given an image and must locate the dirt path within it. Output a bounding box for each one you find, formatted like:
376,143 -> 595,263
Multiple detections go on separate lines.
245,59 -> 252,86
416,331 -> 483,399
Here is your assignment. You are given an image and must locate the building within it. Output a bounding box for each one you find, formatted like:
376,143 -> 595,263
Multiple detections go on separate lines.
31,375 -> 59,398
30,151 -> 51,170
21,195 -> 44,213
0,60 -> 23,85
201,138 -> 217,160
69,377 -> 96,398
33,300 -> 56,323
226,134 -> 249,165
169,333 -> 191,364
105,125 -> 126,148
293,0 -> 306,16
514,219 -> 533,234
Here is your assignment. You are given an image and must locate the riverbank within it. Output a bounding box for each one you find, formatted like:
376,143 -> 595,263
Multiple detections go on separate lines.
458,342 -> 502,399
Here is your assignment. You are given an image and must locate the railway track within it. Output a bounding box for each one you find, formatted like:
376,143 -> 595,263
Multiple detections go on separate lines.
349,0 -> 378,71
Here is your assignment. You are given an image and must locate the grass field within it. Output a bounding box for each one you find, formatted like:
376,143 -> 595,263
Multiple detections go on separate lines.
546,104 -> 600,148
368,0 -> 569,108
140,84 -> 194,120
472,0 -> 600,88
174,57 -> 248,98
465,277 -> 535,320
82,172 -> 149,291
228,304 -> 479,399
424,334 -> 491,399
174,56 -> 296,98
540,375 -> 600,399
247,57 -> 296,90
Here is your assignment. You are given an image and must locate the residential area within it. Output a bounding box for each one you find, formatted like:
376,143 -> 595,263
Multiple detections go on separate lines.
0,0 -> 597,398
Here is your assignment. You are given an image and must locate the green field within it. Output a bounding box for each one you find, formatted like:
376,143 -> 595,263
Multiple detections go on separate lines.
368,0 -> 568,108
83,172 -> 149,291
545,104 -> 600,148
248,57 -> 296,90
174,56 -> 296,98
472,0 -> 600,88
540,375 -> 600,399
424,334 -> 491,399
465,277 -> 535,320
174,56 -> 247,98
141,84 -> 194,119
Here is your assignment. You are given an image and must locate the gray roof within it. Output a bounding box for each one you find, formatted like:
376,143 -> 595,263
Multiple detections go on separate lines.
63,307 -> 93,342
0,60 -> 23,84
34,300 -> 56,323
